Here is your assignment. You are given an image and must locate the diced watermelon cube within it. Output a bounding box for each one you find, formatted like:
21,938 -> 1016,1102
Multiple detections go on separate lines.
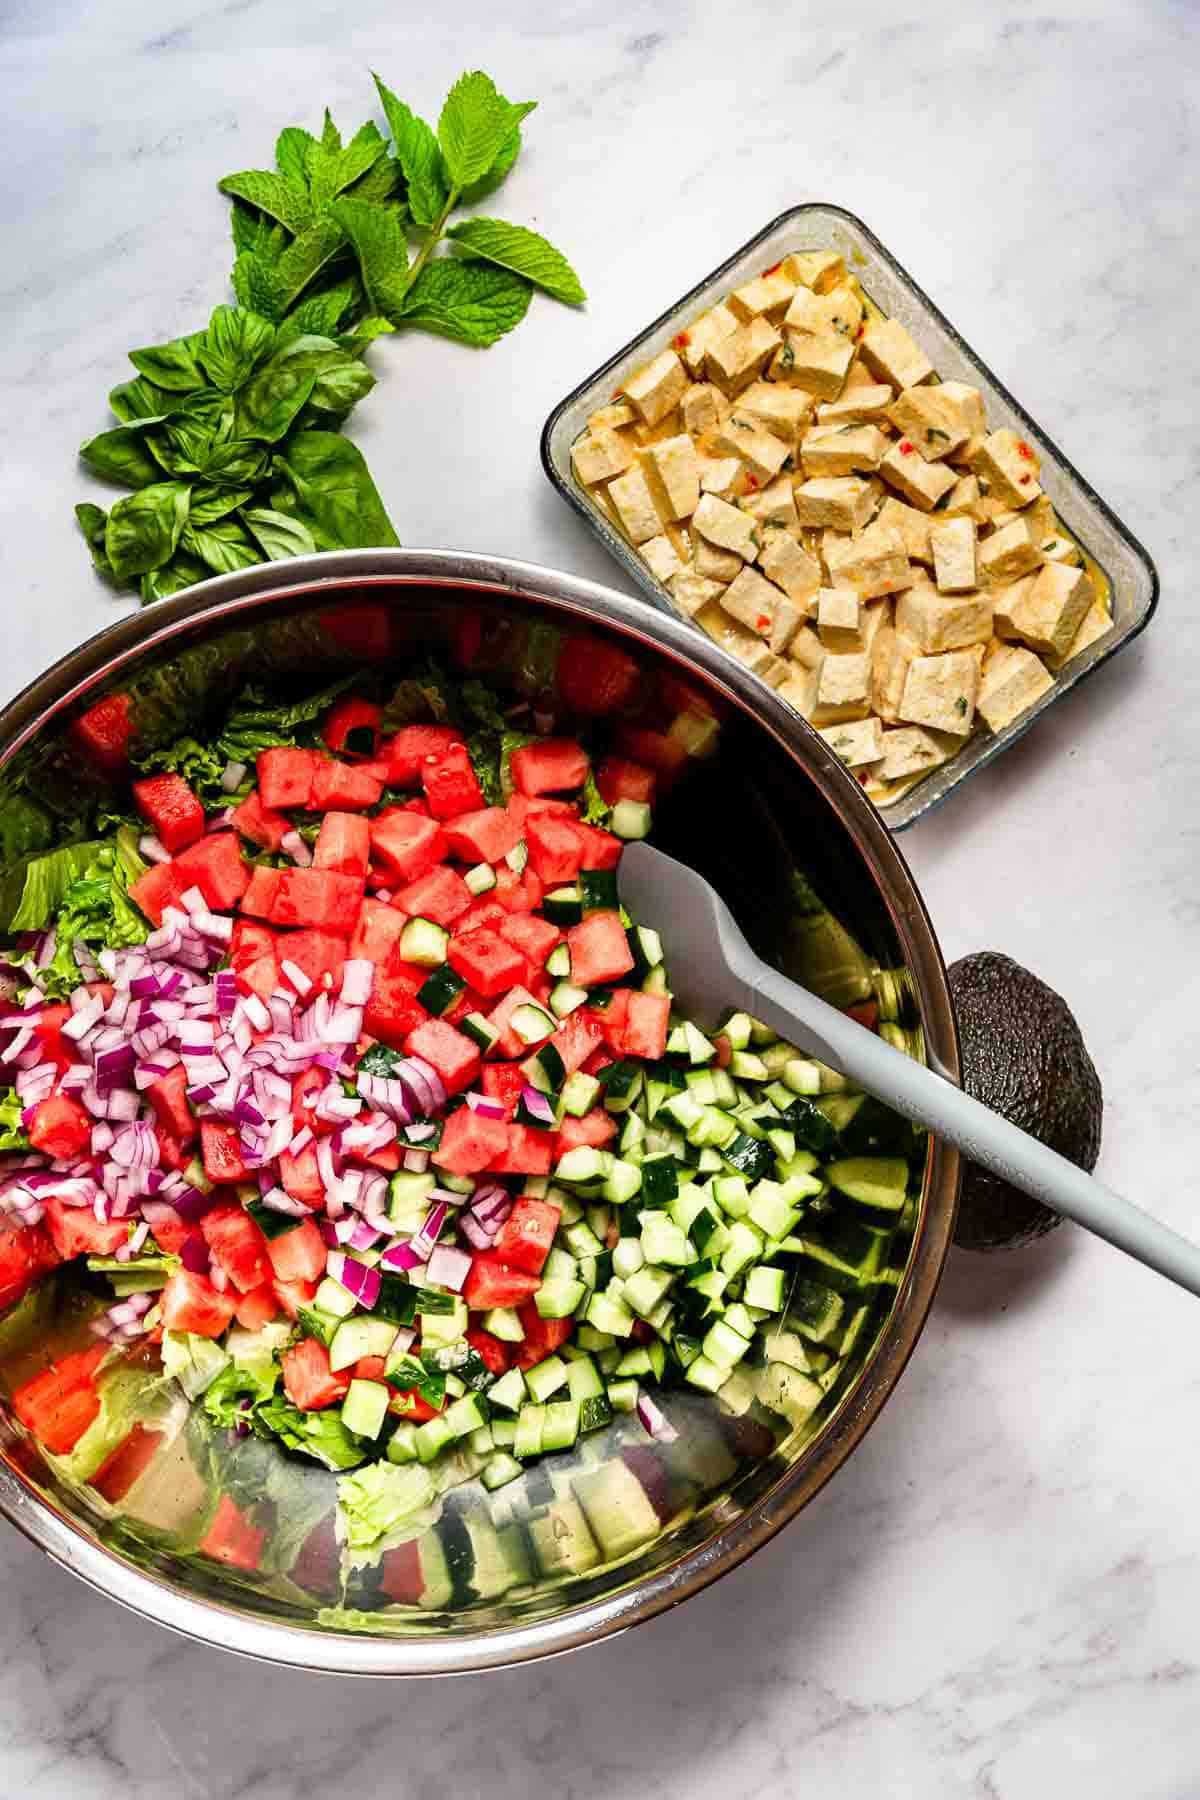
402,1019 -> 481,1094
514,1305 -> 575,1369
145,1064 -> 196,1143
493,866 -> 544,913
370,809 -> 448,882
364,967 -> 429,1049
435,1107 -> 509,1175
72,692 -> 134,773
230,789 -> 290,852
575,824 -> 623,870
349,897 -> 408,965
498,911 -> 561,972
161,1269 -> 237,1338
547,1008 -> 605,1076
556,1108 -> 618,1153
257,747 -> 324,809
487,1124 -> 556,1176
322,697 -> 382,759
310,759 -> 385,811
132,772 -> 205,854
174,833 -> 250,911
486,985 -> 552,1060
421,742 -> 484,819
43,1196 -> 127,1260
265,1216 -> 326,1285
281,1337 -> 349,1410
596,756 -> 657,806
462,1254 -> 541,1311
313,812 -> 370,876
279,1144 -> 323,1206
525,813 -> 585,885
446,928 -> 526,998
493,1196 -> 561,1274
240,865 -> 282,919
0,1222 -> 61,1313
441,806 -> 524,864
609,989 -> 670,1060
385,725 -> 465,787
278,928 -> 346,992
505,794 -> 576,830
235,1284 -> 281,1330
509,737 -> 590,797
393,864 -> 472,927
237,951 -> 279,1002
129,860 -> 186,928
201,1203 -> 272,1294
28,1095 -> 91,1159
480,1063 -> 526,1120
566,911 -> 635,986
555,635 -> 640,716
201,1121 -> 248,1185
270,869 -> 364,933
453,898 -> 509,937
616,725 -> 689,785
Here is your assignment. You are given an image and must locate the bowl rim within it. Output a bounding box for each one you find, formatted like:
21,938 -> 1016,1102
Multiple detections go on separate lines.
0,547 -> 960,1675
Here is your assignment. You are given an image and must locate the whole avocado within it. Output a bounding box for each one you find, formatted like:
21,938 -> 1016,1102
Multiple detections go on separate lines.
948,951 -> 1103,1250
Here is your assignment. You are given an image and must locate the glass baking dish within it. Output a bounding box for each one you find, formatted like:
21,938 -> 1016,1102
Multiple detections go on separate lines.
541,203 -> 1159,830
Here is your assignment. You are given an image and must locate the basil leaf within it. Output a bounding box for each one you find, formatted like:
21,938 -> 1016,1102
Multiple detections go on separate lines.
269,429 -> 399,550
235,346 -> 319,443
107,377 -> 185,424
373,74 -> 448,229
240,506 -> 317,561
75,503 -> 112,572
180,517 -> 263,575
139,552 -> 208,604
307,356 -> 375,423
196,304 -> 277,393
437,71 -> 535,191
78,426 -> 162,488
398,258 -> 531,347
188,483 -> 256,526
105,482 -> 191,579
326,196 -> 409,318
127,330 -> 209,393
217,168 -> 314,236
447,217 -> 585,305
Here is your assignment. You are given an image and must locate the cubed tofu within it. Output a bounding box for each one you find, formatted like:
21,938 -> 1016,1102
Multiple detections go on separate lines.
878,725 -> 959,782
773,331 -> 854,399
633,410 -> 682,446
825,523 -> 913,599
639,534 -> 686,584
800,423 -> 888,478
781,250 -> 845,292
788,624 -> 826,670
976,643 -> 1054,731
860,599 -> 891,660
743,474 -> 799,530
870,625 -> 919,723
669,572 -> 728,617
819,715 -> 885,768
997,562 -> 1094,659
784,284 -> 863,340
811,652 -> 871,726
587,400 -> 637,432
886,383 -> 985,460
817,587 -> 864,650
777,664 -> 822,720
698,455 -> 742,496
895,581 -> 993,653
728,267 -> 797,321
942,474 -> 986,523
978,516 -> 1041,584
758,529 -> 821,605
693,602 -> 791,687
572,428 -> 635,485
879,441 -> 958,511
769,596 -> 804,655
692,493 -> 759,559
693,532 -> 745,582
621,349 -> 690,427
1044,596 -> 1111,671
640,434 -> 701,521
714,412 -> 792,483
877,496 -> 933,565
816,383 -> 895,425
720,565 -> 789,638
992,575 -> 1036,641
793,477 -> 877,533
1021,495 -> 1081,566
859,318 -> 934,391
973,429 -> 1043,507
608,464 -> 663,545
738,380 -> 813,446
930,516 -> 979,593
705,318 -> 781,398
676,305 -> 739,376
681,383 -> 724,437
899,649 -> 981,736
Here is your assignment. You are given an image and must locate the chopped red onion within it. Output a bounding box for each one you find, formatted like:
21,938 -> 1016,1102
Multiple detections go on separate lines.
260,1186 -> 308,1217
459,1212 -> 496,1250
281,830 -> 313,867
139,834 -> 171,865
380,1239 -> 424,1272
425,1244 -> 472,1292
519,1084 -> 556,1128
635,1389 -> 679,1443
402,1148 -> 430,1173
326,1250 -> 381,1309
279,959 -> 313,996
221,760 -> 248,793
464,1090 -> 507,1120
340,960 -> 374,1007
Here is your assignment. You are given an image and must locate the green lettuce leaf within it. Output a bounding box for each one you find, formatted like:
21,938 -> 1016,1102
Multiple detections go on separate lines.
54,1363 -> 159,1484
255,1396 -> 367,1470
31,828 -> 149,999
0,1089 -> 30,1151
6,841 -> 106,932
215,674 -> 356,760
336,1460 -> 437,1549
579,768 -> 611,826
202,1357 -> 281,1431
131,735 -> 248,808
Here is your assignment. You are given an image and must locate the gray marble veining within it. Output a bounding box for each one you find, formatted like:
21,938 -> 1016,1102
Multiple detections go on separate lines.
0,1 -> 1197,1794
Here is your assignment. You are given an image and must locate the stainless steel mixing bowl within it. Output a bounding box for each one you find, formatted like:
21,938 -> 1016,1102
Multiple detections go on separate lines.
0,549 -> 959,1674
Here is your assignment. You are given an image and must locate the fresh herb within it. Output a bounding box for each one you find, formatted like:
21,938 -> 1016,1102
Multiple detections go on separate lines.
926,428 -> 950,443
955,695 -> 968,715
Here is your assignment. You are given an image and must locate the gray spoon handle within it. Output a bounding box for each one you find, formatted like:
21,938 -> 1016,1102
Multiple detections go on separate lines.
731,950 -> 1200,1301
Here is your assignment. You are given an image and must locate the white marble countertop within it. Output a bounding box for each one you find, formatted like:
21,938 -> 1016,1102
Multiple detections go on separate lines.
1,1 -> 1196,1793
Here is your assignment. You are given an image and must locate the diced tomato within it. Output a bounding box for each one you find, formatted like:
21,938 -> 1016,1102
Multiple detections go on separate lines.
129,860 -> 186,928
313,812 -> 371,877
199,1494 -> 266,1571
713,1033 -> 733,1069
421,742 -> 484,819
310,758 -> 385,811
492,866 -> 544,913
393,864 -> 472,927
442,806 -> 523,864
72,691 -> 134,772
462,1252 -> 542,1311
145,1064 -> 195,1144
364,965 -> 429,1049
201,1203 -> 272,1294
567,910 -> 635,986
435,1107 -> 510,1175
547,1008 -> 605,1075
132,772 -> 204,854
453,897 -> 509,937
235,1283 -> 280,1329
480,1064 -> 525,1119
277,928 -> 346,993
486,985 -> 551,1059
348,896 -> 408,965
370,809 -> 448,882
161,1269 -> 237,1337
237,951 -> 279,1002
257,746 -> 324,809
279,1144 -> 323,1206
575,824 -> 623,870
514,1305 -> 575,1370
556,635 -> 640,716
525,812 -> 584,885
230,919 -> 275,970
27,1094 -> 91,1159
239,865 -> 282,920
488,1124 -> 556,1175
596,756 -> 656,806
270,868 -> 364,933
281,1337 -> 350,1410
403,1019 -> 480,1094
320,602 -> 391,660
13,1358 -> 102,1455
201,1121 -> 248,1186
556,1108 -> 618,1153
447,927 -> 526,998
175,833 -> 249,911
465,1326 -> 512,1376
510,738 -> 590,797
273,1276 -> 320,1320
617,725 -> 689,785
492,1196 -> 560,1274
90,1423 -> 164,1504
0,1221 -> 60,1311
322,696 -> 382,759
607,989 -> 670,1061
264,1215 -> 326,1285
230,789 -> 289,852
385,725 -> 465,787
42,1197 -> 127,1261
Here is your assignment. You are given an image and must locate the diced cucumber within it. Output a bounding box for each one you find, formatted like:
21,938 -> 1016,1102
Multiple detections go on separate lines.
461,1012 -> 501,1053
611,798 -> 652,840
586,1288 -> 635,1336
755,1361 -> 823,1425
505,839 -> 529,873
640,1213 -> 696,1268
464,862 -> 497,896
420,1296 -> 468,1348
603,1158 -> 642,1205
606,1376 -> 639,1413
556,1146 -> 612,1184
730,1050 -> 770,1082
564,1219 -> 604,1259
417,964 -> 466,1016
566,1355 -> 603,1402
703,1319 -> 752,1369
512,1002 -> 557,1046
558,1071 -> 600,1120
787,1279 -> 845,1343
481,1452 -> 523,1491
747,1182 -> 800,1241
744,1264 -> 786,1312
526,1498 -> 599,1576
685,1354 -> 727,1393
329,1316 -> 399,1372
444,1392 -> 489,1438
541,1399 -> 580,1451
491,1415 -> 518,1447
712,1173 -> 751,1218
482,1306 -> 525,1343
468,1424 -> 496,1456
549,980 -> 589,1019
623,1264 -> 675,1318
612,1235 -> 644,1279
545,942 -> 572,979
599,1060 -> 643,1113
513,1405 -> 546,1459
683,1021 -> 716,1065
542,1246 -> 578,1284
386,1422 -> 420,1464
721,1012 -> 754,1050
577,1324 -> 616,1352
399,916 -> 449,967
535,1279 -> 585,1319
783,1058 -> 822,1096
826,1156 -> 910,1212
487,1368 -> 527,1413
720,1219 -> 765,1277
388,1169 -> 436,1224
415,1414 -> 457,1463
524,1355 -> 568,1402
542,885 -> 582,925
313,1276 -> 358,1320
580,868 -> 619,913
521,1040 -> 566,1096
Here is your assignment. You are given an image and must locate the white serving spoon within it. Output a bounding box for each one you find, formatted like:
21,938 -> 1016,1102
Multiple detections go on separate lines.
618,841 -> 1200,1299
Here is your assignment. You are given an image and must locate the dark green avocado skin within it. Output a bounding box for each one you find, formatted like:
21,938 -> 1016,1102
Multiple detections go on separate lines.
948,952 -> 1103,1251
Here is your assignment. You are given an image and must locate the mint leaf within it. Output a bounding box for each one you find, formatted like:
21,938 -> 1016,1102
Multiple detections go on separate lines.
343,153 -> 402,208
373,74 -> 448,229
275,125 -> 317,185
338,314 -> 395,354
196,304 -> 276,393
232,250 -> 285,320
268,218 -> 349,314
229,200 -> 287,261
399,259 -> 531,347
447,217 -> 585,305
437,71 -> 534,192
308,119 -> 387,208
241,506 -> 317,561
326,196 -> 409,318
274,280 -> 360,344
320,110 -> 342,153
217,168 -> 313,235
460,119 -> 522,203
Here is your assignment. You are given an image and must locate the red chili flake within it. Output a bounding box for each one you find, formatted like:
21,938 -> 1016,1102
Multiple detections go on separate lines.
764,260 -> 783,276
756,614 -> 770,633
673,331 -> 691,350
855,323 -> 865,340
1020,474 -> 1033,484
857,770 -> 870,786
899,440 -> 916,456
745,473 -> 760,490
1017,441 -> 1035,460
